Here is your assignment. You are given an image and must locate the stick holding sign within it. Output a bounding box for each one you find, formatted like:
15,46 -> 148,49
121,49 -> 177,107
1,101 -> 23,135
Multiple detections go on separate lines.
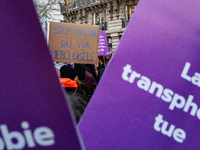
49,22 -> 100,64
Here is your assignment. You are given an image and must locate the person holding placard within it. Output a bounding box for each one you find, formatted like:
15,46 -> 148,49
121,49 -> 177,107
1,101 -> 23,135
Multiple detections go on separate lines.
59,65 -> 89,123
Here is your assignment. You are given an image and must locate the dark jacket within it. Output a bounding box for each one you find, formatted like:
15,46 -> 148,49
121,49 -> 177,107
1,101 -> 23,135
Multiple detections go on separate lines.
84,71 -> 97,97
84,64 -> 96,79
60,78 -> 89,123
97,64 -> 105,83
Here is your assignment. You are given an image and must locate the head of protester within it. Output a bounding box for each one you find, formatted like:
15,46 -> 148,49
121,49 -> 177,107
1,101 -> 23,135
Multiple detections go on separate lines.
74,64 -> 86,90
96,55 -> 108,84
74,64 -> 97,99
59,65 -> 89,124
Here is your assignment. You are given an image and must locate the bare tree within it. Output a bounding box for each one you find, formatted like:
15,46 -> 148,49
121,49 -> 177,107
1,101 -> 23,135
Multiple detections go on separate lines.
34,0 -> 64,21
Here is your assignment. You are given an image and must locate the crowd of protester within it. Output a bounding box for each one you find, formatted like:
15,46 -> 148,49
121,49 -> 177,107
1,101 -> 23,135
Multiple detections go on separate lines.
55,55 -> 110,124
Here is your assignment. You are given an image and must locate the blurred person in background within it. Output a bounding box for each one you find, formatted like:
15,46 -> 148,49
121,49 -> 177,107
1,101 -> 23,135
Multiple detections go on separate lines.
59,65 -> 89,124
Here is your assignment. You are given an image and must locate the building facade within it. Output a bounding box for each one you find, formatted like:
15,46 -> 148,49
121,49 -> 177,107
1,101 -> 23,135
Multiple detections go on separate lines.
60,0 -> 139,53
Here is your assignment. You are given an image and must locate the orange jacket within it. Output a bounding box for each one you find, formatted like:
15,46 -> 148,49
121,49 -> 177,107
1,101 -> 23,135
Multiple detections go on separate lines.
59,78 -> 78,90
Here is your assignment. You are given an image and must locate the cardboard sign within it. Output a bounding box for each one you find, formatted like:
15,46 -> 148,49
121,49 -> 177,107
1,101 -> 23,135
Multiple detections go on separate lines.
98,30 -> 110,57
78,0 -> 200,149
0,1 -> 82,149
49,22 -> 100,64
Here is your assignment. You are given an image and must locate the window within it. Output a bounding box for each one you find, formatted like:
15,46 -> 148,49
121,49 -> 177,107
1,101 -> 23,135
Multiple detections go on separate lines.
93,13 -> 105,25
96,13 -> 104,25
73,2 -> 78,9
126,5 -> 136,20
107,37 -> 112,47
119,35 -> 122,40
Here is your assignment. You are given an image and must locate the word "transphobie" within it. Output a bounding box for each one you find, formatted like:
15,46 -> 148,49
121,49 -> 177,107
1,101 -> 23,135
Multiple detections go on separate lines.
122,63 -> 200,120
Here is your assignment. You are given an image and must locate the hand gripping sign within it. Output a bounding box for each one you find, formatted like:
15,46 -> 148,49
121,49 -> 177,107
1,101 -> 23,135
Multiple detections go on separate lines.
78,0 -> 200,149
0,1 -> 82,150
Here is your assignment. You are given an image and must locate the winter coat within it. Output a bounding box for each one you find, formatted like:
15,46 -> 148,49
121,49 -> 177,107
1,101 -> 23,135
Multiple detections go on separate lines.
84,71 -> 97,97
60,78 -> 89,123
97,64 -> 105,83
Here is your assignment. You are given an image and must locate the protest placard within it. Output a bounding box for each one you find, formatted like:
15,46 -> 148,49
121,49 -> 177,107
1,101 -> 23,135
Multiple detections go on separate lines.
0,1 -> 82,149
98,30 -> 110,57
49,22 -> 100,64
78,0 -> 200,149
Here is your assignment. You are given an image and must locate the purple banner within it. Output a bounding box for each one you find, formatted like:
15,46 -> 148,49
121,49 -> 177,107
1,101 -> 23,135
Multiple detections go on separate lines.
98,30 -> 110,57
78,0 -> 200,149
0,1 -> 82,150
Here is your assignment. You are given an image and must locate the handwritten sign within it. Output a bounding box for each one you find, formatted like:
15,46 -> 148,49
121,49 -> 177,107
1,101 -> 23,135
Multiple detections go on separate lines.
98,30 -> 110,57
78,0 -> 200,149
49,22 -> 100,64
0,1 -> 82,149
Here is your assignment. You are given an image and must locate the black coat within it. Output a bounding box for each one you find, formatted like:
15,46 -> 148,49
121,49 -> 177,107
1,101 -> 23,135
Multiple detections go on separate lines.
64,87 -> 89,123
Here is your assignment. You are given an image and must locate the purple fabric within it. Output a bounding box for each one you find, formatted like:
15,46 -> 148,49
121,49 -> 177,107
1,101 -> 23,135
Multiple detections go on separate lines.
78,0 -> 200,149
98,30 -> 110,57
105,47 -> 110,58
0,1 -> 82,149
